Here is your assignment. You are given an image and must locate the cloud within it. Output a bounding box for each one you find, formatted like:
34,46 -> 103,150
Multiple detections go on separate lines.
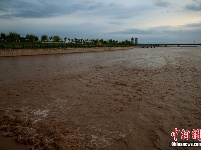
0,0 -> 201,43
155,0 -> 170,7
111,23 -> 201,35
0,0 -> 106,18
110,22 -> 201,43
111,28 -> 156,35
0,0 -> 155,20
110,25 -> 182,35
185,0 -> 201,11
182,22 -> 201,28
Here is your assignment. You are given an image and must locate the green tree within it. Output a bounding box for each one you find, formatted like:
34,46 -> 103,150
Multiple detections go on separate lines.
74,38 -> 78,43
121,41 -> 126,45
64,37 -> 67,43
109,39 -> 113,43
0,33 -> 7,42
26,34 -> 38,42
53,35 -> 61,42
125,40 -> 131,44
41,35 -> 48,42
35,36 -> 39,42
49,36 -> 53,42
100,39 -> 104,44
20,37 -> 26,43
103,40 -> 108,44
8,32 -> 20,42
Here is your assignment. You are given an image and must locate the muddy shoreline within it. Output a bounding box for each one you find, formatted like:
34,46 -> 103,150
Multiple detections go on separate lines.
0,47 -> 133,57
0,47 -> 201,149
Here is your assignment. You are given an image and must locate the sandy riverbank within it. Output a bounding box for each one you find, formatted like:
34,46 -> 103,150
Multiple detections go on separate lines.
0,47 -> 201,149
0,47 -> 133,57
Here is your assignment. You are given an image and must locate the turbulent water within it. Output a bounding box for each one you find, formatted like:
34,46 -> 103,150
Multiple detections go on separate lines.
0,47 -> 201,150
1,47 -> 201,84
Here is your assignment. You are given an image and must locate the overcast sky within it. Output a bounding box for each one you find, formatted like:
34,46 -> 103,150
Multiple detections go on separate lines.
0,0 -> 201,43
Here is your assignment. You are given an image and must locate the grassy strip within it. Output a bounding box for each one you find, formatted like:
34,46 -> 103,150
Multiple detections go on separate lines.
0,42 -> 131,49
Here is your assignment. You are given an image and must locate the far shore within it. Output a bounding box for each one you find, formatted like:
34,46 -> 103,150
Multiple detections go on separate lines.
0,46 -> 133,57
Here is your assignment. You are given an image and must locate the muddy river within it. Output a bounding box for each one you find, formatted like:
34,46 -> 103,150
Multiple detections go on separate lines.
0,47 -> 201,150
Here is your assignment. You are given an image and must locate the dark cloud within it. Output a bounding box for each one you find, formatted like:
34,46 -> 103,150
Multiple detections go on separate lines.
185,0 -> 201,11
182,22 -> 201,28
0,0 -> 153,20
155,0 -> 170,7
0,0 -> 11,11
0,0 -> 105,18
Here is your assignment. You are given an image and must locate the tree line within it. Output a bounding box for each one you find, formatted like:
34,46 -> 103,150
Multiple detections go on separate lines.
0,32 -> 131,45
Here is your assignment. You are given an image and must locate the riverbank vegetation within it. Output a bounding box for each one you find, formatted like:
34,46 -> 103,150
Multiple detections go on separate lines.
0,32 -> 132,49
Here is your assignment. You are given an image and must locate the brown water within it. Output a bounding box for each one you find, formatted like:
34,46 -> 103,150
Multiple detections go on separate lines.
0,134 -> 26,150
0,47 -> 201,149
1,47 -> 201,84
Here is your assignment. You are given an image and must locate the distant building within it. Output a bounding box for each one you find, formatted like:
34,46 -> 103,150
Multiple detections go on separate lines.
135,38 -> 138,45
96,41 -> 102,46
131,37 -> 134,45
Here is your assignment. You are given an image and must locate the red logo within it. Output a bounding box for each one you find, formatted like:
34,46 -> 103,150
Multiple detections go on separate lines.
171,128 -> 201,141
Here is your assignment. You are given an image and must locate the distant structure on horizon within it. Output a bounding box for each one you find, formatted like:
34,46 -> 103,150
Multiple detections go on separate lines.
131,37 -> 138,45
131,37 -> 134,45
135,38 -> 138,45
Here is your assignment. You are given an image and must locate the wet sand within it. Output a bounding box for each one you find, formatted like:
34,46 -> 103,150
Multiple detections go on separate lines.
0,47 -> 201,149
